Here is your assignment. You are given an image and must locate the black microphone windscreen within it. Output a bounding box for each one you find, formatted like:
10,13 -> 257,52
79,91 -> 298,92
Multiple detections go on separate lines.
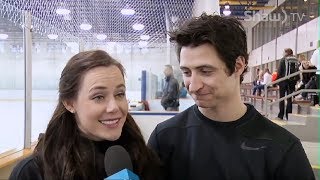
104,145 -> 133,176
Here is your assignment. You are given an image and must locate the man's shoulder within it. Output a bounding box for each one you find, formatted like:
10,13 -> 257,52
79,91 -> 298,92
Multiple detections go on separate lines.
169,77 -> 179,84
9,155 -> 42,180
155,106 -> 195,135
285,56 -> 298,62
238,114 -> 299,147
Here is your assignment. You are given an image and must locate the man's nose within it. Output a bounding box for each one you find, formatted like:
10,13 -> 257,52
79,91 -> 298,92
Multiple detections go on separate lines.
187,75 -> 203,93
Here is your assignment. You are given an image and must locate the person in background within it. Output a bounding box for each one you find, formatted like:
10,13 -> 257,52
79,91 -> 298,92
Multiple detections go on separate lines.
271,69 -> 278,86
252,69 -> 263,95
271,70 -> 278,82
179,82 -> 188,98
252,68 -> 272,96
148,13 -> 314,180
161,65 -> 180,111
295,60 -> 317,101
253,68 -> 263,86
298,54 -> 306,63
310,42 -> 320,107
276,48 -> 299,120
298,54 -> 306,81
10,50 -> 161,180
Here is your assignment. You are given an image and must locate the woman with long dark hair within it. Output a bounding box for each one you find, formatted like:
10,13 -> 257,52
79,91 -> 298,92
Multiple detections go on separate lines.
10,50 -> 161,180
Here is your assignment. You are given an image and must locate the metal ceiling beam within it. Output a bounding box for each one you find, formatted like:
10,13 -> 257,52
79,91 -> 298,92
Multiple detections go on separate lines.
247,6 -> 274,10
220,0 -> 274,10
220,0 -> 257,5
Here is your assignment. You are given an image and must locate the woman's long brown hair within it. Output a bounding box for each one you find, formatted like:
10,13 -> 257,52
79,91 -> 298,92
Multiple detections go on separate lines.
33,50 -> 160,179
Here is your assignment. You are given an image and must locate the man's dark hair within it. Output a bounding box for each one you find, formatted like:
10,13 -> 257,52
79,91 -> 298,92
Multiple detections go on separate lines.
284,48 -> 293,56
169,13 -> 249,83
165,64 -> 173,70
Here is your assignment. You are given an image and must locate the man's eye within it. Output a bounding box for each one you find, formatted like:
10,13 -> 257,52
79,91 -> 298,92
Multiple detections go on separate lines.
182,71 -> 191,76
201,70 -> 212,75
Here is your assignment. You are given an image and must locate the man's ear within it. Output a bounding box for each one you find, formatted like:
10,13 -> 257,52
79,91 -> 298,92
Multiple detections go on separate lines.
234,56 -> 246,75
62,100 -> 75,113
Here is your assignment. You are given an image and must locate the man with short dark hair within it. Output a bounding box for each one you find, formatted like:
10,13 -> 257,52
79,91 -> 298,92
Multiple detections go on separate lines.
276,48 -> 299,120
148,14 -> 314,180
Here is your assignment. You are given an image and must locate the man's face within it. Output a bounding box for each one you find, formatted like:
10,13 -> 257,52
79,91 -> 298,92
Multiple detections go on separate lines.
283,52 -> 287,57
179,43 -> 241,109
164,67 -> 172,77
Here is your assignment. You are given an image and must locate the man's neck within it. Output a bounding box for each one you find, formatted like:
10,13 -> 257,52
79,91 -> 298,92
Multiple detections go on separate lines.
199,100 -> 247,122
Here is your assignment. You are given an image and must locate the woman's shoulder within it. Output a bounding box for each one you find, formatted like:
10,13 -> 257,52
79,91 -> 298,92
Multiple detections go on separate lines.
9,155 -> 43,180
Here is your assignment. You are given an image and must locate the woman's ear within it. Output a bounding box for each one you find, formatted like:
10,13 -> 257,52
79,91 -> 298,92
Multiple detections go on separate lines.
62,100 -> 75,113
234,56 -> 246,75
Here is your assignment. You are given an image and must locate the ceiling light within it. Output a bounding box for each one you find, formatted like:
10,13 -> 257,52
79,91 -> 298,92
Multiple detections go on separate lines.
121,8 -> 135,15
80,23 -> 92,30
47,34 -> 58,40
223,9 -> 231,16
63,14 -> 72,21
0,33 -> 8,39
96,34 -> 107,40
140,35 -> 150,40
132,23 -> 144,31
138,41 -> 148,47
56,7 -> 70,15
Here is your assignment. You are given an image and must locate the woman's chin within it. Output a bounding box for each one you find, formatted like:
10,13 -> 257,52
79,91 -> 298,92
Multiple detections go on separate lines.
103,131 -> 122,141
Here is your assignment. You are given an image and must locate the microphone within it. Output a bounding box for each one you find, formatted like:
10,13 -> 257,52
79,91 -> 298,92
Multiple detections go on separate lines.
104,145 -> 140,180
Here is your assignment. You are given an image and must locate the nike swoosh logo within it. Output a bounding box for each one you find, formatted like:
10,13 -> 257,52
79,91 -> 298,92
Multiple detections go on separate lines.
241,141 -> 266,151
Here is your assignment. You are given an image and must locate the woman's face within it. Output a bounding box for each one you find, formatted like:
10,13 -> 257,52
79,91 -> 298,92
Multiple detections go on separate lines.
302,60 -> 310,68
65,65 -> 128,141
299,56 -> 306,62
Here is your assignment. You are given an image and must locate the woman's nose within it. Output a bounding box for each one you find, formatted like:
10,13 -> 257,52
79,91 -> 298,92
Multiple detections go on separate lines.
106,98 -> 120,113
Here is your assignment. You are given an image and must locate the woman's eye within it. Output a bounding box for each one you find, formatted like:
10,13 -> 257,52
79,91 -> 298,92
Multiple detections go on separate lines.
116,92 -> 126,98
93,95 -> 104,101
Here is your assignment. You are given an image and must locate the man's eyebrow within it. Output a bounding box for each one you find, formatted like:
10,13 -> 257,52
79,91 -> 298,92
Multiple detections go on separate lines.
180,66 -> 189,70
196,65 -> 216,69
180,65 -> 218,70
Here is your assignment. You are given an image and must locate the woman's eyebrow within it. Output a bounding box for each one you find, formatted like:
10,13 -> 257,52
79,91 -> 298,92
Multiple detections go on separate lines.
89,86 -> 107,93
89,84 -> 126,93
